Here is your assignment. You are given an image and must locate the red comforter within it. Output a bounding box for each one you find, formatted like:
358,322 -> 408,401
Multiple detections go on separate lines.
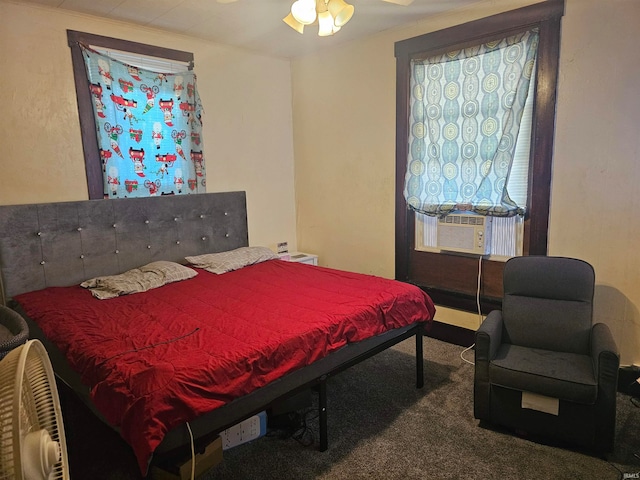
15,259 -> 435,474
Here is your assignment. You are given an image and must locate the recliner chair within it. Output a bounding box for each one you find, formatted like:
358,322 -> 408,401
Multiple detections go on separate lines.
474,256 -> 619,452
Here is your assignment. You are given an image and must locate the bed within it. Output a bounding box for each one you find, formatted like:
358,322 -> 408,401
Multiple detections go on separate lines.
0,192 -> 435,476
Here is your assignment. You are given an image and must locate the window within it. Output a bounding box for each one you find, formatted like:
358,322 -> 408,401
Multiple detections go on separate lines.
412,43 -> 537,259
67,31 -> 198,199
394,0 -> 564,312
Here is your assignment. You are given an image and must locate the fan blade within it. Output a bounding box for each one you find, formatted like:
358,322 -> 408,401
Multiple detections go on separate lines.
217,0 -> 239,3
381,0 -> 415,5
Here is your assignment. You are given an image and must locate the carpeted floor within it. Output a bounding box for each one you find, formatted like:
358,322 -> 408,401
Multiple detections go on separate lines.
62,336 -> 640,479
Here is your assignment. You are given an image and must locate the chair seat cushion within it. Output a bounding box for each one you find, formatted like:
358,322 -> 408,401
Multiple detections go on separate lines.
489,344 -> 597,404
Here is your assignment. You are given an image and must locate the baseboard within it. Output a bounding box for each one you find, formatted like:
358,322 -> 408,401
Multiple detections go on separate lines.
425,320 -> 475,348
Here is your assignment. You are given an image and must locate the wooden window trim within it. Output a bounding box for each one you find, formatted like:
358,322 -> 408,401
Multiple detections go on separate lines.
67,30 -> 194,199
394,0 -> 564,313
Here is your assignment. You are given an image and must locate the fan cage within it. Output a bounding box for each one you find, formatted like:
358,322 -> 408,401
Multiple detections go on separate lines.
0,340 -> 69,480
0,349 -> 18,479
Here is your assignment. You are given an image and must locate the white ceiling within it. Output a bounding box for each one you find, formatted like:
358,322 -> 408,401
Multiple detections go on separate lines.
15,0 -> 479,58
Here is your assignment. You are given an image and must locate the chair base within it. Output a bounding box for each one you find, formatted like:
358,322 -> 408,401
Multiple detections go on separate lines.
485,385 -> 614,453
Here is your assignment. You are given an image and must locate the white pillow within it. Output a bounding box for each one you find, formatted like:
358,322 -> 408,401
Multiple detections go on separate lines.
185,246 -> 278,274
81,261 -> 197,299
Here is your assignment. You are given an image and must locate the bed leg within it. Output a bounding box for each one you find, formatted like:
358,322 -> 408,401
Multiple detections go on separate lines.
416,325 -> 424,389
318,375 -> 328,451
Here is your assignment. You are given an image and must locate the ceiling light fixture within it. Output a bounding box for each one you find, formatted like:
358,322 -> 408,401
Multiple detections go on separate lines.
283,0 -> 354,36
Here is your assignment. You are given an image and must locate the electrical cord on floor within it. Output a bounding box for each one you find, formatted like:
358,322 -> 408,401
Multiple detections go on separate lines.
460,255 -> 484,366
292,408 -> 318,447
186,421 -> 195,480
266,408 -> 318,447
460,343 -> 475,365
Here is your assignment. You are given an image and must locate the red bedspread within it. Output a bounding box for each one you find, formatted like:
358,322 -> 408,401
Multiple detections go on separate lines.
15,260 -> 435,474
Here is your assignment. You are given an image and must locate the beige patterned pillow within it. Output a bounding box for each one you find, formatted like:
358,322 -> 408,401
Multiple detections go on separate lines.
81,261 -> 197,299
185,246 -> 278,274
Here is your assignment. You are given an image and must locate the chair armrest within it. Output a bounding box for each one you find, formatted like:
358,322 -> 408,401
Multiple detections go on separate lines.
473,310 -> 503,420
475,310 -> 503,363
590,322 -> 619,384
590,322 -> 619,451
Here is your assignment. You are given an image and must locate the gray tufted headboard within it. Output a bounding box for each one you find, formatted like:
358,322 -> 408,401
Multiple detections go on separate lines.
0,192 -> 248,302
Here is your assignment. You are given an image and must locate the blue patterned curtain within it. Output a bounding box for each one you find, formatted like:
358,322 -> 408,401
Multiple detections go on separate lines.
81,46 -> 206,198
404,30 -> 539,217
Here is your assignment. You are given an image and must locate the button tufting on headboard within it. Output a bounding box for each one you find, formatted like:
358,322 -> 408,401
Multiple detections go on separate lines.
0,192 -> 248,301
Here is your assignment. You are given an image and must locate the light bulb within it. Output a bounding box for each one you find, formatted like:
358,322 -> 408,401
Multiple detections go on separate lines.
318,10 -> 335,36
291,0 -> 317,25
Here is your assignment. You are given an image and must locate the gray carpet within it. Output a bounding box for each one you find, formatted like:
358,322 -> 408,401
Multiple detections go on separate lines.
201,336 -> 640,480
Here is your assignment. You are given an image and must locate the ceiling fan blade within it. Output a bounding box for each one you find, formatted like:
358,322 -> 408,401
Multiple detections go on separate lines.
216,0 -> 239,3
381,0 -> 415,5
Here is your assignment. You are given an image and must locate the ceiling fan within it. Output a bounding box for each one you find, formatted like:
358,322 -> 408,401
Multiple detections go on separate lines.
216,0 -> 415,3
216,0 -> 415,36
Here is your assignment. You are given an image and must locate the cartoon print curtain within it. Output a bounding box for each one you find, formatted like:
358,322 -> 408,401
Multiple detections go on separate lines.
81,45 -> 206,198
404,30 -> 539,217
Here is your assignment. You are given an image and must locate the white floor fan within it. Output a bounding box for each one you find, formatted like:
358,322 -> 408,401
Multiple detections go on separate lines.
0,340 -> 69,480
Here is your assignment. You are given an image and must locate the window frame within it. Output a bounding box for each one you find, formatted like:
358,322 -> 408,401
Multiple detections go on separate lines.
67,30 -> 194,199
394,0 -> 564,313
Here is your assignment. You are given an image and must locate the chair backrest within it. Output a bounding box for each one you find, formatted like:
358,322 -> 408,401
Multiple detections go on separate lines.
501,256 -> 595,354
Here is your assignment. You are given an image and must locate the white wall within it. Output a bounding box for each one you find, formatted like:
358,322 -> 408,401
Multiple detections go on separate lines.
0,1 -> 297,252
549,0 -> 640,367
291,0 -> 640,365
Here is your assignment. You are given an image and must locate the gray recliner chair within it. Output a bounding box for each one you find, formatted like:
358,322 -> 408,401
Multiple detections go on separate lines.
474,256 -> 619,452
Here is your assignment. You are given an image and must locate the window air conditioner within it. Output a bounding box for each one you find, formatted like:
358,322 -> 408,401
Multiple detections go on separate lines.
437,213 -> 492,255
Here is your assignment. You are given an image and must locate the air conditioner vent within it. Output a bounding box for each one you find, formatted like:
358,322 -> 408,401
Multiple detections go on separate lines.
437,213 -> 491,255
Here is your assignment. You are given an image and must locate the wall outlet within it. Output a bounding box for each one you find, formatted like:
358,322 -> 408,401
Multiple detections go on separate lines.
277,242 -> 288,254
